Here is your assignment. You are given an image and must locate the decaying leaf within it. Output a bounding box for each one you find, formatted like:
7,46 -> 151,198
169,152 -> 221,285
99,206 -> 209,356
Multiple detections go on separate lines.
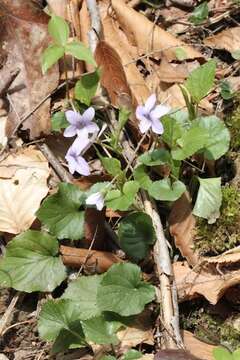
102,16 -> 150,104
173,260 -> 240,304
0,146 -> 50,234
47,0 -> 69,19
156,59 -> 199,84
117,309 -> 154,348
204,27 -> 240,54
169,193 -> 199,266
0,0 -> 59,139
154,349 -> 202,360
111,0 -> 203,61
60,245 -> 123,273
157,84 -> 213,113
95,40 -> 132,109
183,330 -> 216,360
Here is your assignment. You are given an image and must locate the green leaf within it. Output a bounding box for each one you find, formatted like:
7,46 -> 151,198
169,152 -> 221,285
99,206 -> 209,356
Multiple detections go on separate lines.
48,15 -> 69,46
37,183 -> 85,240
41,44 -> 64,73
62,275 -> 103,320
220,80 -> 235,100
75,70 -> 100,105
213,347 -> 232,360
119,107 -> 131,129
65,41 -> 96,66
82,315 -> 120,345
188,1 -> 209,25
85,181 -> 110,199
101,357 -> 116,360
133,165 -> 152,190
105,181 -> 139,211
52,322 -> 85,354
123,350 -> 143,360
175,47 -> 187,61
138,149 -> 171,167
148,178 -> 186,201
193,177 -> 222,222
193,116 -> 230,160
118,212 -> 156,261
38,299 -> 85,345
185,60 -> 216,103
171,126 -> 209,160
233,349 -> 240,360
231,49 -> 240,60
97,263 -> 155,316
0,230 -> 66,292
161,115 -> 187,148
101,157 -> 122,177
51,111 -> 68,132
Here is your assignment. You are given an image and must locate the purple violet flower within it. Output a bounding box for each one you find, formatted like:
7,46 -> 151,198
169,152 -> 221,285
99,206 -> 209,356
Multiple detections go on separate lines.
86,192 -> 104,211
65,136 -> 90,176
64,107 -> 99,138
136,94 -> 170,134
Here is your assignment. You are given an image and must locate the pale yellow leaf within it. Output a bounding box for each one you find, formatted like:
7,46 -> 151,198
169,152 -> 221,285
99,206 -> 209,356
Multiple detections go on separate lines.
0,146 -> 50,234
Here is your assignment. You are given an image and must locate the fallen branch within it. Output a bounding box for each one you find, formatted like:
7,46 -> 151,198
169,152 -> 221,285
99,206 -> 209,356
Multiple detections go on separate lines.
60,245 -> 123,273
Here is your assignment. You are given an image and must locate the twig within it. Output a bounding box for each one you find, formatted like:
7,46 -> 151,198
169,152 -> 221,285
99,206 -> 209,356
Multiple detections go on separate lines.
86,0 -> 183,348
0,68 -> 20,96
0,292 -> 20,336
37,143 -> 73,183
142,192 -> 184,349
86,0 -> 102,52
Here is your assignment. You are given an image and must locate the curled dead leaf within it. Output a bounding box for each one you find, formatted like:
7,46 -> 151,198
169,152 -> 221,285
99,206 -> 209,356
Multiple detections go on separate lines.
111,0 -> 203,61
0,146 -> 50,234
95,40 -> 132,109
204,27 -> 240,54
173,260 -> 240,304
154,350 -> 202,360
169,193 -> 199,266
183,330 -> 216,360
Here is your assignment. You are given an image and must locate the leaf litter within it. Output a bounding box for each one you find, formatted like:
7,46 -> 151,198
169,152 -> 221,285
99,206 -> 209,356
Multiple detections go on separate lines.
0,0 -> 239,359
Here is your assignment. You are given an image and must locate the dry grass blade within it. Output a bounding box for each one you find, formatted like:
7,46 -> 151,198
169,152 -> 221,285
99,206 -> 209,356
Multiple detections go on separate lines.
94,40 -> 132,108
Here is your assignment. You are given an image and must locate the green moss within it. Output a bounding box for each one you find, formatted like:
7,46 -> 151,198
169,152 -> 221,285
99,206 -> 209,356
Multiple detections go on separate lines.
181,307 -> 240,350
195,185 -> 240,255
226,92 -> 240,150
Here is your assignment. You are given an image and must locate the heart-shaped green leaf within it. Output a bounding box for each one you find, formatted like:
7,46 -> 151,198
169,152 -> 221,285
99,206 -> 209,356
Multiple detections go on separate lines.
97,263 -> 155,316
37,183 -> 85,240
148,178 -> 186,202
105,181 -> 139,211
0,230 -> 67,292
118,212 -> 155,261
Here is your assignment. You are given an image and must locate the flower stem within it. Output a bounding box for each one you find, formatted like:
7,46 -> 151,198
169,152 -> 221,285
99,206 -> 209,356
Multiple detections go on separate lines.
63,53 -> 69,101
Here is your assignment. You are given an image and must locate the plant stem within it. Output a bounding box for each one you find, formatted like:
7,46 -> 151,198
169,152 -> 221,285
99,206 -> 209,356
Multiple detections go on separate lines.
63,53 -> 69,101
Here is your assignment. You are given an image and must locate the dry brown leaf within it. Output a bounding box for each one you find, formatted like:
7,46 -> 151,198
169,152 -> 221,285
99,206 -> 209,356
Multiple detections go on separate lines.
102,16 -> 150,104
169,193 -> 199,266
204,27 -> 240,53
173,261 -> 240,304
47,0 -> 69,19
111,0 -> 203,61
95,40 -> 132,108
60,245 -> 123,273
154,350 -> 202,360
84,207 -> 107,250
117,309 -> 154,348
156,59 -> 199,84
0,0 -> 59,139
157,84 -> 213,113
79,3 -> 150,104
183,330 -> 216,360
0,146 -> 50,234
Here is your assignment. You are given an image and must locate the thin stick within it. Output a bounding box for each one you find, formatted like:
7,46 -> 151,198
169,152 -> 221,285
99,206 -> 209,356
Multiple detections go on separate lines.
86,0 -> 102,52
0,292 -> 20,336
37,143 -> 73,183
